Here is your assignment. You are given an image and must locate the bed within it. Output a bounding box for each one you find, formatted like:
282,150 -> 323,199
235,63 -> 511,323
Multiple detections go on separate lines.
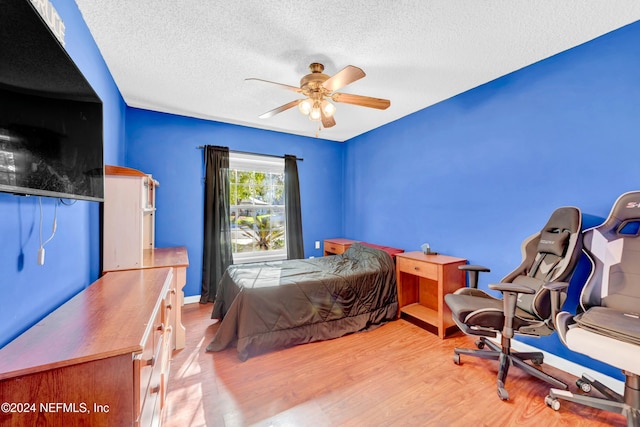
206,243 -> 401,361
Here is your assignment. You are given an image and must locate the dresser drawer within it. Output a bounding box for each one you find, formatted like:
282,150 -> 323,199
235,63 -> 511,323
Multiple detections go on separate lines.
162,287 -> 176,349
139,329 -> 165,427
159,326 -> 173,408
136,297 -> 167,425
138,307 -> 162,408
397,257 -> 438,280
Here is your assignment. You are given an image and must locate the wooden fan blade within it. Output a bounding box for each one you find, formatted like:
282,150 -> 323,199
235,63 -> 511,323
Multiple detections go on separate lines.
331,92 -> 390,110
258,100 -> 301,119
246,78 -> 302,93
320,109 -> 336,128
322,65 -> 365,92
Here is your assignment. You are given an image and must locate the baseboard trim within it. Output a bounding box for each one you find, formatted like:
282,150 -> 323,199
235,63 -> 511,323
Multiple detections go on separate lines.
184,295 -> 201,305
510,338 -> 624,395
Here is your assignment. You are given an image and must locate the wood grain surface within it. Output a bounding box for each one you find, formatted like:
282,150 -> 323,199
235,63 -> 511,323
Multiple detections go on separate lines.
163,302 -> 625,427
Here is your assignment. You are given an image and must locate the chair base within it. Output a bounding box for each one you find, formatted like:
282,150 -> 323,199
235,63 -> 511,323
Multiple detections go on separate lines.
453,337 -> 568,401
546,372 -> 640,427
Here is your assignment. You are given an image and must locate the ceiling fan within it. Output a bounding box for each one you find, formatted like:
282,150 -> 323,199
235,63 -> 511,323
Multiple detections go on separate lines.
246,62 -> 390,129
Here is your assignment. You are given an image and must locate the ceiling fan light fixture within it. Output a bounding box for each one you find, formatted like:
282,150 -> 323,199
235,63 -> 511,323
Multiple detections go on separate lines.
298,99 -> 313,115
249,62 -> 390,130
309,103 -> 322,121
321,100 -> 336,117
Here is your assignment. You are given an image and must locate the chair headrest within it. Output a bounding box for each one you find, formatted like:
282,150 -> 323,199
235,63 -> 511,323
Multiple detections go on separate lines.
580,191 -> 640,313
543,206 -> 582,235
536,206 -> 581,257
588,191 -> 640,238
537,229 -> 570,256
614,192 -> 640,222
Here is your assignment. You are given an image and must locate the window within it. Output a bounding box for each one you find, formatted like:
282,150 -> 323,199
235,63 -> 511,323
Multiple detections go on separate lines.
229,153 -> 286,263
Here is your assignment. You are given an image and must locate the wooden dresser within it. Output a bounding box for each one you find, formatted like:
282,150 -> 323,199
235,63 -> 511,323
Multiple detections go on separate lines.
0,268 -> 176,427
104,246 -> 190,351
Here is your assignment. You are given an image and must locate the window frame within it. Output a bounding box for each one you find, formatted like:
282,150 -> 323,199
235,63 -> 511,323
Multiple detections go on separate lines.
228,152 -> 287,264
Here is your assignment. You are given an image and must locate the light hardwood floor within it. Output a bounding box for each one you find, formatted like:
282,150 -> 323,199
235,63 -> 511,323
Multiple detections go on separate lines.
162,302 -> 626,427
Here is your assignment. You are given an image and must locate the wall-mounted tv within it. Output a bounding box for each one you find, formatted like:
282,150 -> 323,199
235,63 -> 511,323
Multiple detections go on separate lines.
0,0 -> 104,202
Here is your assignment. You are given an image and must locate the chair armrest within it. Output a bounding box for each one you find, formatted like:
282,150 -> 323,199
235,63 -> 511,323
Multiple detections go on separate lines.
459,265 -> 490,289
543,281 -> 570,329
488,282 -> 535,339
543,281 -> 570,292
488,282 -> 535,294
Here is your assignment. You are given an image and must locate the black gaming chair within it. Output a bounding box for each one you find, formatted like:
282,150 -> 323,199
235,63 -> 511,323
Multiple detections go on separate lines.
546,191 -> 640,426
444,206 -> 583,400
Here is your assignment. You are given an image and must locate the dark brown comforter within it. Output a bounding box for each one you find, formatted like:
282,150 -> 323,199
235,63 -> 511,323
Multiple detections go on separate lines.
206,243 -> 398,361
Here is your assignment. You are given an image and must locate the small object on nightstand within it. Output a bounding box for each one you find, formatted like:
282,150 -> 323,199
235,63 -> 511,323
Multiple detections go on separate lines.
421,242 -> 437,256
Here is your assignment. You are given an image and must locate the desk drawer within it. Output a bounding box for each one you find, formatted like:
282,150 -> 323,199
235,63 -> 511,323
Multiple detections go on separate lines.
397,257 -> 437,280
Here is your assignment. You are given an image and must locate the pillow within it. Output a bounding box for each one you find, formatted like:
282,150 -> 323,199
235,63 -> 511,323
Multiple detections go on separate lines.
359,242 -> 404,258
537,230 -> 570,256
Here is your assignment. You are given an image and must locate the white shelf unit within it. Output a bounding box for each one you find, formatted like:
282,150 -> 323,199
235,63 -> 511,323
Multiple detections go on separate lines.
103,165 -> 158,272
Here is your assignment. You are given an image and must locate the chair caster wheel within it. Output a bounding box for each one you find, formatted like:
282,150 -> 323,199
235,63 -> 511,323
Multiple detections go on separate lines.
475,339 -> 485,349
497,387 -> 509,401
576,379 -> 592,393
545,395 -> 560,411
453,353 -> 461,365
532,357 -> 543,365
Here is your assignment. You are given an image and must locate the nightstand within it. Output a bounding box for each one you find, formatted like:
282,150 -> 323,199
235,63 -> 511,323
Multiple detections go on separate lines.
323,238 -> 358,256
396,251 -> 467,338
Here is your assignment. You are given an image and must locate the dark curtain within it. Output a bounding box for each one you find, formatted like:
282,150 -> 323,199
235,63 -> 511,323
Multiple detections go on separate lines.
284,154 -> 304,259
200,145 -> 233,303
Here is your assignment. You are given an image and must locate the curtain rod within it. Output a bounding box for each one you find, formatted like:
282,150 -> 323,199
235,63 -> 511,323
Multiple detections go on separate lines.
197,146 -> 303,161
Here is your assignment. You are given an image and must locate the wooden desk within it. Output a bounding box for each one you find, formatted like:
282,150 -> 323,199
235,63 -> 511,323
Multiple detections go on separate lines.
323,238 -> 358,256
0,268 -> 175,427
396,251 -> 466,338
105,246 -> 189,350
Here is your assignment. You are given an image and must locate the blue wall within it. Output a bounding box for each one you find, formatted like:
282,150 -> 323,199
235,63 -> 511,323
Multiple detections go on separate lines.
0,0 -> 126,348
343,21 -> 640,379
125,108 -> 344,297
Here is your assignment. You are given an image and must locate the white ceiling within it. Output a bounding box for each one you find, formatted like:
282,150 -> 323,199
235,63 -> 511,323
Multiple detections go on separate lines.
74,1 -> 640,142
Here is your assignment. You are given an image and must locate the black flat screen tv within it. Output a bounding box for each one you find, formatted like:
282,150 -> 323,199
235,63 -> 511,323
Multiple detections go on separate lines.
0,0 -> 104,202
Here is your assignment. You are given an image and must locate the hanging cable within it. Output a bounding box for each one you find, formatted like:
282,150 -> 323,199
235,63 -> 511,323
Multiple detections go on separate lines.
38,197 -> 58,265
59,198 -> 77,206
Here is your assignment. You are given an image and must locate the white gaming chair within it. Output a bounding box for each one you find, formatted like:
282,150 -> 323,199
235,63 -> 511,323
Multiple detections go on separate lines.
546,191 -> 640,427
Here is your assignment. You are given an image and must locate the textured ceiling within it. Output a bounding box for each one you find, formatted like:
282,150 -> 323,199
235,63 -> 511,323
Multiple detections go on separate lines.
74,1 -> 640,142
